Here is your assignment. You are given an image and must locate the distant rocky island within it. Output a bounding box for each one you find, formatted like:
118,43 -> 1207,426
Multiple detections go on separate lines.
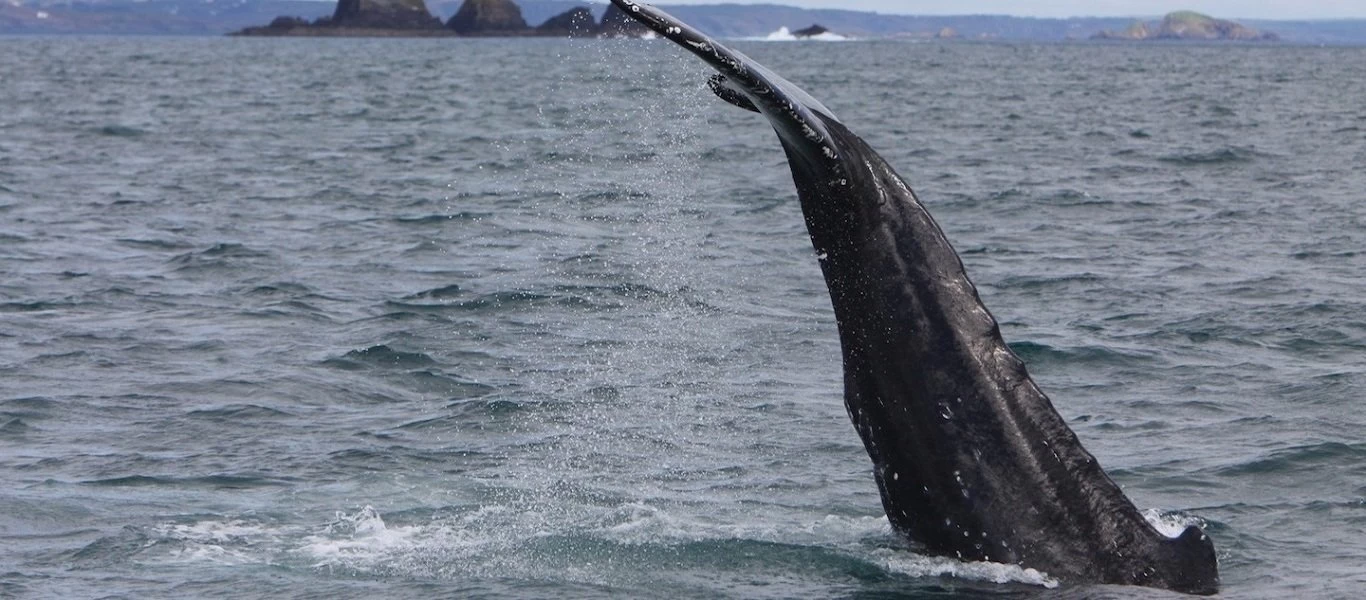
1092,11 -> 1279,41
232,0 -> 446,36
233,0 -> 650,37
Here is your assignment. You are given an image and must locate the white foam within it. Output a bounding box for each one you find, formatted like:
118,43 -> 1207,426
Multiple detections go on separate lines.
154,519 -> 276,543
144,519 -> 286,566
800,513 -> 892,537
1142,508 -> 1204,538
136,507 -> 515,576
587,505 -> 1054,588
878,550 -> 1060,588
138,505 -> 1066,590
164,543 -> 256,565
299,506 -> 429,567
590,502 -> 892,548
598,502 -> 693,542
753,27 -> 850,42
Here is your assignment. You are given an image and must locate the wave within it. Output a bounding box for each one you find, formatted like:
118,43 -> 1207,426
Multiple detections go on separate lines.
1158,146 -> 1262,166
382,290 -> 555,313
167,243 -> 276,273
1142,508 -> 1207,538
294,504 -> 1060,589
1213,441 -> 1366,476
186,404 -> 295,420
325,345 -> 437,370
94,124 -> 148,138
0,417 -> 29,435
403,284 -> 465,300
1008,340 -> 1158,368
99,504 -> 1059,592
80,474 -> 293,489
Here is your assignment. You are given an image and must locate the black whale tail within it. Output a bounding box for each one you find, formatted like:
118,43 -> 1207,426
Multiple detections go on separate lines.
1158,526 -> 1220,595
609,0 -> 1220,595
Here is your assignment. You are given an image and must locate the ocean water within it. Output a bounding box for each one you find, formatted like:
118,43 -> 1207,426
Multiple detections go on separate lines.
1,36 -> 1364,598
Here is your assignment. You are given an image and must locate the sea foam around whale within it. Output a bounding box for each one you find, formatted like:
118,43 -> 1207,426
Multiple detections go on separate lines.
748,26 -> 850,41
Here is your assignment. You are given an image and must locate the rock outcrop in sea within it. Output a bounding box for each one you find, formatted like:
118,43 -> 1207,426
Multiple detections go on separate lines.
232,0 -> 447,35
446,0 -> 528,35
1092,11 -> 1278,41
445,2 -> 656,38
333,0 -> 442,29
1092,20 -> 1152,40
235,0 -> 660,38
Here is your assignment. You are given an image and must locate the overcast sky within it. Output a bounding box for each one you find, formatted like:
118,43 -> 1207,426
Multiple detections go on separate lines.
650,1 -> 1365,20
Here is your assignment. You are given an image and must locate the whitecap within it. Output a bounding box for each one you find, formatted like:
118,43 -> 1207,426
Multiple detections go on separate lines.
878,550 -> 1060,588
1142,507 -> 1206,538
298,506 -> 427,567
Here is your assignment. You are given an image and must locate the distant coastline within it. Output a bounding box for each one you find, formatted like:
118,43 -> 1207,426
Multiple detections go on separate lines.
2,0 -> 1364,44
231,1 -> 1280,42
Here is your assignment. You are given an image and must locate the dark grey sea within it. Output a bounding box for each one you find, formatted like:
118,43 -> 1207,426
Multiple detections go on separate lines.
1,36 -> 1364,599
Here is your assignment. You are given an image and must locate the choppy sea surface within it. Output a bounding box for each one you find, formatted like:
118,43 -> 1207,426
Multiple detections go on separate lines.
1,36 -> 1364,599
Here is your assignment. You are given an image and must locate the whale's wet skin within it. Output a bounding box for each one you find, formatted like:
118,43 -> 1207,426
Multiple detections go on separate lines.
611,0 -> 1226,593
2,34 -> 1365,599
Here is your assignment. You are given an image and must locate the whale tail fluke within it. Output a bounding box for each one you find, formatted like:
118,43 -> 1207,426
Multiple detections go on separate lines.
608,1 -> 842,160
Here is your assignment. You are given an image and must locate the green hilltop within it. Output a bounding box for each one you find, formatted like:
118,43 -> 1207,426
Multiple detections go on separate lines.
1164,11 -> 1215,24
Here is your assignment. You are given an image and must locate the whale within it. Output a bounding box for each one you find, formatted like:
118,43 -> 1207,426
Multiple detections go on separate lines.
607,0 -> 1219,594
